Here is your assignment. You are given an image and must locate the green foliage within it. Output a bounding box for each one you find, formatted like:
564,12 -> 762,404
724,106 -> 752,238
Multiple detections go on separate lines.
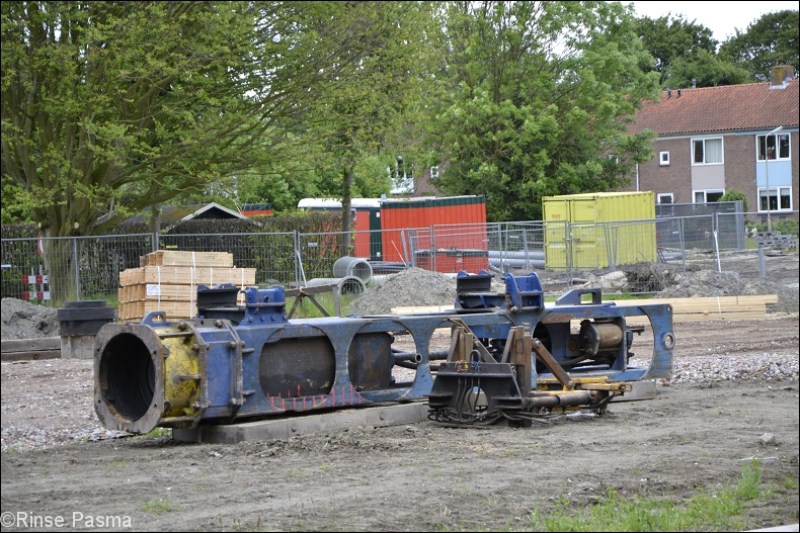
750,219 -> 799,236
634,14 -> 718,85
2,2 -> 263,237
434,1 -> 660,221
719,189 -> 749,212
636,9 -> 799,86
663,50 -> 751,88
719,9 -> 800,82
527,460 -> 765,532
773,219 -> 799,236
142,497 -> 181,514
289,2 -> 442,236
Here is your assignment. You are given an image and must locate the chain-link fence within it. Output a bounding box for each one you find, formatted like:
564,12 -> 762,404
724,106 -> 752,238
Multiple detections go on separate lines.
2,211 -> 797,306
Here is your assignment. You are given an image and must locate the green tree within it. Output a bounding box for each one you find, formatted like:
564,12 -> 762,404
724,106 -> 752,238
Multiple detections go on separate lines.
1,1 -> 397,300
663,50 -> 751,88
718,9 -> 800,82
433,1 -> 659,221
634,14 -> 717,85
290,1 -> 442,247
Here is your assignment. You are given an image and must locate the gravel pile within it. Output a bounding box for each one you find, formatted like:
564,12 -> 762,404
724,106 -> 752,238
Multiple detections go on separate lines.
348,268 -> 460,315
657,270 -> 799,313
668,353 -> 799,384
1,297 -> 60,339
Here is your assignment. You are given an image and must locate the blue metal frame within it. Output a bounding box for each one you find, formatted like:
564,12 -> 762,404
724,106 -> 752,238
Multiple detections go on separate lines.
94,272 -> 674,433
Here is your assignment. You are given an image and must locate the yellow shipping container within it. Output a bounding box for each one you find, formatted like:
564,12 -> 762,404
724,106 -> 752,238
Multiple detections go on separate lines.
543,191 -> 656,269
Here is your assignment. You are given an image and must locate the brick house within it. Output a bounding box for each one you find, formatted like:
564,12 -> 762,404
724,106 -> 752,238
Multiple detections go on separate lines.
629,69 -> 799,225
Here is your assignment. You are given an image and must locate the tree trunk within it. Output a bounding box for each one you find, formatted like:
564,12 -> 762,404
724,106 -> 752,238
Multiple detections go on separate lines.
41,237 -> 79,305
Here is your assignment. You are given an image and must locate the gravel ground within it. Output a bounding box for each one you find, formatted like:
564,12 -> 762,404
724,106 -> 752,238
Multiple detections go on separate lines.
2,253 -> 798,451
1,336 -> 797,531
1,253 -> 797,531
2,315 -> 797,452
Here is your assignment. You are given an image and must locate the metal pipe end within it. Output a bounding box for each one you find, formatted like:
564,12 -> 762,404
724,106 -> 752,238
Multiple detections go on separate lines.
94,323 -> 166,434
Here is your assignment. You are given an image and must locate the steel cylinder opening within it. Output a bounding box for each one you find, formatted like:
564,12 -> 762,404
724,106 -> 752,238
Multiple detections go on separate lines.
259,336 -> 336,398
97,332 -> 156,423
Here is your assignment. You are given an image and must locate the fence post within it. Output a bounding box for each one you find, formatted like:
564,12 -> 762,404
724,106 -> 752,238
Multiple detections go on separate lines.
713,229 -> 722,272
522,223 -> 530,270
429,225 -> 436,272
562,222 -> 569,285
72,237 -> 81,301
294,231 -> 301,287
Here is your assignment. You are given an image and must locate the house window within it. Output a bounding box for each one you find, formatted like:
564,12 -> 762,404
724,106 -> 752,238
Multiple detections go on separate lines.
659,151 -> 670,166
758,187 -> 793,212
757,133 -> 790,161
692,138 -> 723,165
657,193 -> 674,204
694,189 -> 725,203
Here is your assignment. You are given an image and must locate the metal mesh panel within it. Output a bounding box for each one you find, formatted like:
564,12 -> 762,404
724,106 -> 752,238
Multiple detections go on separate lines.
2,211 -> 796,306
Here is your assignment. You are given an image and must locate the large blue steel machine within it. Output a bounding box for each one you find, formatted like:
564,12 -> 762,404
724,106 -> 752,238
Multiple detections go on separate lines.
94,271 -> 674,433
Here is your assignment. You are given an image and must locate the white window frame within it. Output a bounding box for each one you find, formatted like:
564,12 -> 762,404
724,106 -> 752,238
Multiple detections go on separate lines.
758,186 -> 793,212
693,189 -> 725,203
657,193 -> 674,204
691,137 -> 724,166
756,133 -> 790,161
659,151 -> 670,166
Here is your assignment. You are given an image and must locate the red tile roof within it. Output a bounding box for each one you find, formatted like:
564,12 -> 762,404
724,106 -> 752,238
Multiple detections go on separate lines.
631,80 -> 799,136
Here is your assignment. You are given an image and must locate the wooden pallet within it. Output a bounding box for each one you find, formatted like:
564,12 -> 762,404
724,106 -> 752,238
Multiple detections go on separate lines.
120,266 -> 255,287
118,300 -> 196,321
142,250 -> 234,268
119,284 -> 200,302
118,289 -> 249,321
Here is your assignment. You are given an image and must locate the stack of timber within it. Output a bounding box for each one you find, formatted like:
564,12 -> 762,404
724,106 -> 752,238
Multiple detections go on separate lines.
616,294 -> 780,325
118,251 -> 256,322
392,294 -> 780,324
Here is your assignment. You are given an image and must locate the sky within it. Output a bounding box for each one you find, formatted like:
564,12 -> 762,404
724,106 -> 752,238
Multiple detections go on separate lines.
622,1 -> 798,43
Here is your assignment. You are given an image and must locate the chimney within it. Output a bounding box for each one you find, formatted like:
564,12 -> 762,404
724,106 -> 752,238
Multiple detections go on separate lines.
770,65 -> 795,88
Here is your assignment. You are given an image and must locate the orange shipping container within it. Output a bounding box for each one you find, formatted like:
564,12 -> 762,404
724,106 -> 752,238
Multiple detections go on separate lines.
380,196 -> 487,271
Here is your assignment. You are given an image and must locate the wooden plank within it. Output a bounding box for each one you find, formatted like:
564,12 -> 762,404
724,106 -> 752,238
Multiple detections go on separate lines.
625,310 -> 769,326
392,305 -> 453,314
144,250 -> 234,268
616,295 -> 778,308
1,350 -> 60,362
1,337 -> 61,353
391,295 -> 780,324
120,266 -> 255,287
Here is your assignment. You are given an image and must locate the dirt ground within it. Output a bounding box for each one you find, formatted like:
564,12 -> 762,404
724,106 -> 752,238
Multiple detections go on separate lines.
2,315 -> 799,532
